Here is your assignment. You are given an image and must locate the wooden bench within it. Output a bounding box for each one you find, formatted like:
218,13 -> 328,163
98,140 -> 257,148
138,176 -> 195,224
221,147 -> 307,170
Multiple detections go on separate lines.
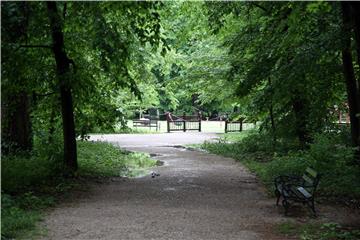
274,167 -> 320,216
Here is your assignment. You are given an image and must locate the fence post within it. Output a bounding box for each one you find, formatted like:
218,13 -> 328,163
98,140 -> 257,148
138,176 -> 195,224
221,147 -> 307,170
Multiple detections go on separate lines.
240,119 -> 243,132
183,120 -> 186,132
199,120 -> 201,132
167,120 -> 170,133
225,120 -> 228,133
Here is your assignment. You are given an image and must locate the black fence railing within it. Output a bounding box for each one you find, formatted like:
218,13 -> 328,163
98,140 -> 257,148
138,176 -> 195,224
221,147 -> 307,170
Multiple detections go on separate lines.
167,120 -> 201,132
133,119 -> 159,130
225,121 -> 243,133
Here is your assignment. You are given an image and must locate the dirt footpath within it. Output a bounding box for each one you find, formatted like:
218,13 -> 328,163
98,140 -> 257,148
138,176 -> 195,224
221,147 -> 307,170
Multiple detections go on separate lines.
41,133 -> 358,240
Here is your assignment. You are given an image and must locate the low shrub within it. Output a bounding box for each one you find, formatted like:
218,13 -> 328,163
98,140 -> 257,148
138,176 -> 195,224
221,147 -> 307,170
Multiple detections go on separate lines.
202,131 -> 360,199
277,221 -> 360,240
1,193 -> 49,239
2,140 -> 157,239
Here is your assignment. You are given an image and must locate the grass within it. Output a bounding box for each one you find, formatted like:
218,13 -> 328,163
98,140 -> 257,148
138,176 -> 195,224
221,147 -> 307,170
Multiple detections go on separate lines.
219,130 -> 254,142
276,221 -> 360,240
201,131 -> 360,199
1,140 -> 157,239
1,193 -> 53,239
77,141 -> 157,177
201,130 -> 360,239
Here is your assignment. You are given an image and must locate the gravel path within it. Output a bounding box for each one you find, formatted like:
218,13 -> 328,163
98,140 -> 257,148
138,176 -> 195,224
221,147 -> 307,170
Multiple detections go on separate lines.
41,133 -> 297,239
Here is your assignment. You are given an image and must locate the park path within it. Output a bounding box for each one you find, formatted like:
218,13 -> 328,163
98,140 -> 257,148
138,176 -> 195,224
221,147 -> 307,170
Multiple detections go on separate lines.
42,133 -> 291,240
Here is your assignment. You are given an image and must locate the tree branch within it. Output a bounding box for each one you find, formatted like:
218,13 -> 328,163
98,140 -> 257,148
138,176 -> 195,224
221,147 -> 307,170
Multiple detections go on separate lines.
68,58 -> 76,73
251,3 -> 269,13
63,2 -> 67,21
20,44 -> 52,48
18,44 -> 52,50
36,91 -> 57,97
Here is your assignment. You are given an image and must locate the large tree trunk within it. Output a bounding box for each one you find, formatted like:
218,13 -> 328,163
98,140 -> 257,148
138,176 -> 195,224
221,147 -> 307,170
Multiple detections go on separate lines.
268,78 -> 276,148
47,2 -> 77,172
341,2 -> 360,149
1,91 -> 32,153
291,93 -> 309,149
349,2 -> 360,69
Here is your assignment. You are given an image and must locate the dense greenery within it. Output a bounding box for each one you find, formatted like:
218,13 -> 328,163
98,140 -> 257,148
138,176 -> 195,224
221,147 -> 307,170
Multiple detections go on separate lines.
277,221 -> 360,240
1,140 -> 156,239
2,1 -> 360,239
2,1 -> 360,167
203,130 -> 360,200
202,130 -> 360,240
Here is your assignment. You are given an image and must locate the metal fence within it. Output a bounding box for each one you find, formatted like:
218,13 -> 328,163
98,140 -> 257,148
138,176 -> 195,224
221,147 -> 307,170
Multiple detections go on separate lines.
167,120 -> 201,132
225,121 -> 243,133
133,119 -> 159,131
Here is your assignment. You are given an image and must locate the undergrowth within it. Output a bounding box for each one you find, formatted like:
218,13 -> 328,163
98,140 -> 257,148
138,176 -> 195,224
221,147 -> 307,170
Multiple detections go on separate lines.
77,141 -> 156,177
202,131 -> 360,199
1,140 -> 156,239
277,221 -> 360,240
202,130 -> 360,240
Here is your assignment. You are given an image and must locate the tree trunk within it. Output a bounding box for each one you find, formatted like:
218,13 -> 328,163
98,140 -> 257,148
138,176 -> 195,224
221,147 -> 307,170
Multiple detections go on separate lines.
349,2 -> 360,69
47,1 -> 77,172
268,78 -> 276,148
291,94 -> 309,149
1,91 -> 32,153
341,2 -> 360,149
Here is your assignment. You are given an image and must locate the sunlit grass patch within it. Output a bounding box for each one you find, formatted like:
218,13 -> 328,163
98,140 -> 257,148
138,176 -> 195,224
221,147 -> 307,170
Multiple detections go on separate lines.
2,140 -> 157,239
77,141 -> 157,177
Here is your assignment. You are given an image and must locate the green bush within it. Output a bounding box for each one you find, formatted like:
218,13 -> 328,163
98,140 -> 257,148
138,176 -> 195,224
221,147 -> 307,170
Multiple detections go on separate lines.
1,155 -> 60,194
277,221 -> 360,240
306,134 -> 360,196
2,140 -> 157,239
1,193 -> 49,239
202,131 -> 360,199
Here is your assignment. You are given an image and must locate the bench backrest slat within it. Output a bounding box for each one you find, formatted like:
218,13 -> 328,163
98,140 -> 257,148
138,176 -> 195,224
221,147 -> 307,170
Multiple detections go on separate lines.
302,174 -> 314,185
301,167 -> 320,194
306,167 -> 318,178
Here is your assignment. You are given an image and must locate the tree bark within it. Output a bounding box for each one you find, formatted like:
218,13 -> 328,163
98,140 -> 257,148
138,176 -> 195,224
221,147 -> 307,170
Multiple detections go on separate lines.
349,2 -> 360,69
47,1 -> 77,172
268,78 -> 276,148
1,91 -> 32,153
291,93 -> 309,149
341,2 -> 360,149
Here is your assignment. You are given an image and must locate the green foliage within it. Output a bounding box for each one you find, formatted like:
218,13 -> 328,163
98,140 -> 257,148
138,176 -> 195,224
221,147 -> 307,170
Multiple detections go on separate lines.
277,221 -> 360,240
77,141 -> 157,177
202,131 -> 360,199
2,154 -> 61,194
202,1 -> 348,144
1,139 -> 157,239
220,131 -> 253,142
1,192 -> 54,239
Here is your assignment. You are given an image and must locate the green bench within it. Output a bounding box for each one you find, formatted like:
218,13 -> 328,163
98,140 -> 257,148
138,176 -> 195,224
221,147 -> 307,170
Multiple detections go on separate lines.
274,167 -> 320,216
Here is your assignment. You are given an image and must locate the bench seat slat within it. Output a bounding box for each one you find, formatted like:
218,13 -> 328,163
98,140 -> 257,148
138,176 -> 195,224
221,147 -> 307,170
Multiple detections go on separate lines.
296,187 -> 312,198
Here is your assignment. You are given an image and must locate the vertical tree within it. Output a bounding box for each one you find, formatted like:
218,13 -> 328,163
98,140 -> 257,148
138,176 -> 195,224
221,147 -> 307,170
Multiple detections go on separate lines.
1,2 -> 33,153
47,2 -> 77,172
341,2 -> 360,150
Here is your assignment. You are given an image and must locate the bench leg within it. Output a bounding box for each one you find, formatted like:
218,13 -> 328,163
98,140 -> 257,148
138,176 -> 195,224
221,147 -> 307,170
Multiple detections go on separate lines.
275,189 -> 281,206
307,199 -> 317,217
282,199 -> 290,216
